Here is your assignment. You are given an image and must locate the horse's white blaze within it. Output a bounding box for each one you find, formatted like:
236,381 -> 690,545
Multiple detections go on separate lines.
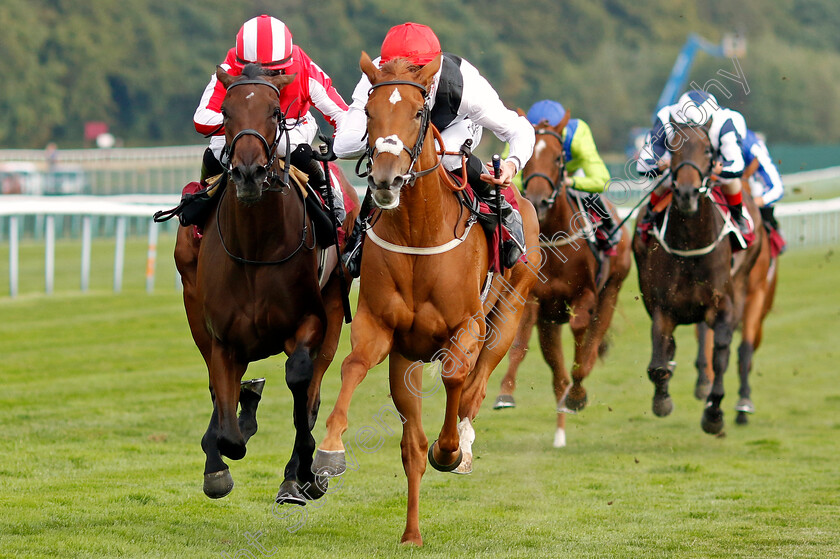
534,138 -> 547,159
389,87 -> 402,105
246,92 -> 255,100
374,134 -> 404,156
553,427 -> 566,448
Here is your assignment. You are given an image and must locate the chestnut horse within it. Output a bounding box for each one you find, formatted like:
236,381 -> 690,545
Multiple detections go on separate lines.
311,53 -> 539,545
493,120 -> 632,447
632,118 -> 763,434
174,64 -> 357,504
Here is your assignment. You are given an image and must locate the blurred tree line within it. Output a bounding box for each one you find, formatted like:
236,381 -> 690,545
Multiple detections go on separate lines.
1,0 -> 838,152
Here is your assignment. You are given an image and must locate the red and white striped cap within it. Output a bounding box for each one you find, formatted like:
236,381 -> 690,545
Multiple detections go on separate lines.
235,15 -> 294,70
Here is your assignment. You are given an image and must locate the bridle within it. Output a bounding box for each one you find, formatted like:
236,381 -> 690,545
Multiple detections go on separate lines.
521,128 -> 566,208
216,77 -> 312,265
669,123 -> 715,196
220,78 -> 292,192
355,79 -> 441,185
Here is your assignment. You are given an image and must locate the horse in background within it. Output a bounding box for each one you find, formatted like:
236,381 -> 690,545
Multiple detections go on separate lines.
311,53 -> 540,545
632,117 -> 763,434
492,118 -> 631,448
173,64 -> 357,505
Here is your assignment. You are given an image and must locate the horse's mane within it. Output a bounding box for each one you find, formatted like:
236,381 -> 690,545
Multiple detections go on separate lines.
240,63 -> 266,80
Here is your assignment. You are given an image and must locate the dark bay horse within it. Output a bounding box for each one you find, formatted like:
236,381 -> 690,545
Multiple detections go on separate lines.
311,53 -> 539,545
493,118 -> 631,447
632,117 -> 762,434
694,219 -> 777,424
173,64 -> 356,504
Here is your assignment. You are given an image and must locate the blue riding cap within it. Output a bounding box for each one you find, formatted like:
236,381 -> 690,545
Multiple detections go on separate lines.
526,100 -> 566,126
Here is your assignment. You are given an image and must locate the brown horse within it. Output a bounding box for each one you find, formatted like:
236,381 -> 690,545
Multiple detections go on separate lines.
633,118 -> 763,434
311,53 -> 539,545
694,220 -> 777,424
173,64 -> 357,504
493,120 -> 632,447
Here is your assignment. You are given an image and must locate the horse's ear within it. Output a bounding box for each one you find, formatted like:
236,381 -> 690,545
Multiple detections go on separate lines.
417,54 -> 442,88
554,110 -> 571,134
216,65 -> 234,89
516,107 -> 527,118
360,51 -> 379,84
268,72 -> 297,91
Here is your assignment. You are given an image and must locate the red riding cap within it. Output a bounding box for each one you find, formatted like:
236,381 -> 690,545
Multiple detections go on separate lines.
380,22 -> 442,65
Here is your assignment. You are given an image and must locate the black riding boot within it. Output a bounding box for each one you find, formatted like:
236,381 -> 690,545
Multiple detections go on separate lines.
584,193 -> 619,253
729,202 -> 751,238
290,144 -> 346,225
340,190 -> 374,278
200,147 -> 225,185
461,154 -> 525,269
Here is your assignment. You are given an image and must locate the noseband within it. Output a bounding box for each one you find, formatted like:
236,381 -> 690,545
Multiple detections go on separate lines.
355,79 -> 440,185
220,79 -> 290,191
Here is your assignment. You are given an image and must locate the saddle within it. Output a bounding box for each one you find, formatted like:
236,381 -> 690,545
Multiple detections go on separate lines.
156,162 -> 341,249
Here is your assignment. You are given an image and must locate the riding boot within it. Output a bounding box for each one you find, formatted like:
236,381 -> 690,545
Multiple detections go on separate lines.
461,154 -> 526,269
729,203 -> 751,239
585,193 -> 619,255
290,144 -> 346,225
340,190 -> 375,278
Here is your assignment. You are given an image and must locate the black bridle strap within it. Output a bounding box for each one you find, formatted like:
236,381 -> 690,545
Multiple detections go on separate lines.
226,78 -> 281,97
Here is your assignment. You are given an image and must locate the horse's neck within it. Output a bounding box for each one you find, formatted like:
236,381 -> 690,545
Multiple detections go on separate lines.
220,187 -> 299,259
545,185 -> 577,233
666,196 -> 721,248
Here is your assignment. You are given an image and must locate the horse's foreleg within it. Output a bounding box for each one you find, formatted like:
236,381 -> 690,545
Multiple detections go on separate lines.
735,282 -> 767,421
567,289 -> 598,412
493,299 -> 538,409
702,308 -> 735,434
430,319 -> 481,473
308,275 -> 345,431
648,311 -> 677,417
208,344 -> 248,461
536,317 -> 570,447
694,323 -> 713,400
314,309 -> 392,477
277,314 -> 324,505
389,352 -> 427,546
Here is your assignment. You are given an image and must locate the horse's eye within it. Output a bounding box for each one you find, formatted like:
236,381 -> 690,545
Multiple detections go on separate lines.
220,108 -> 228,119
273,107 -> 281,120
415,109 -> 424,120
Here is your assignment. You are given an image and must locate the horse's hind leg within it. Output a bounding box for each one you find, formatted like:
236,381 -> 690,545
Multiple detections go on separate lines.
694,323 -> 713,400
494,300 -> 538,409
648,311 -> 677,417
389,352 -> 427,546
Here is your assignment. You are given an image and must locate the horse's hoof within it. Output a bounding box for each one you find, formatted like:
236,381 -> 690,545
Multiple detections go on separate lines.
452,451 -> 473,475
694,380 -> 712,400
218,436 -> 247,460
275,479 -> 306,506
553,427 -> 567,448
241,377 -> 265,397
652,392 -> 674,417
311,449 -> 346,477
565,385 -> 588,411
203,469 -> 234,499
428,440 -> 462,472
734,398 -> 755,414
735,411 -> 749,425
701,404 -> 724,435
493,394 -> 516,409
300,475 -> 329,500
